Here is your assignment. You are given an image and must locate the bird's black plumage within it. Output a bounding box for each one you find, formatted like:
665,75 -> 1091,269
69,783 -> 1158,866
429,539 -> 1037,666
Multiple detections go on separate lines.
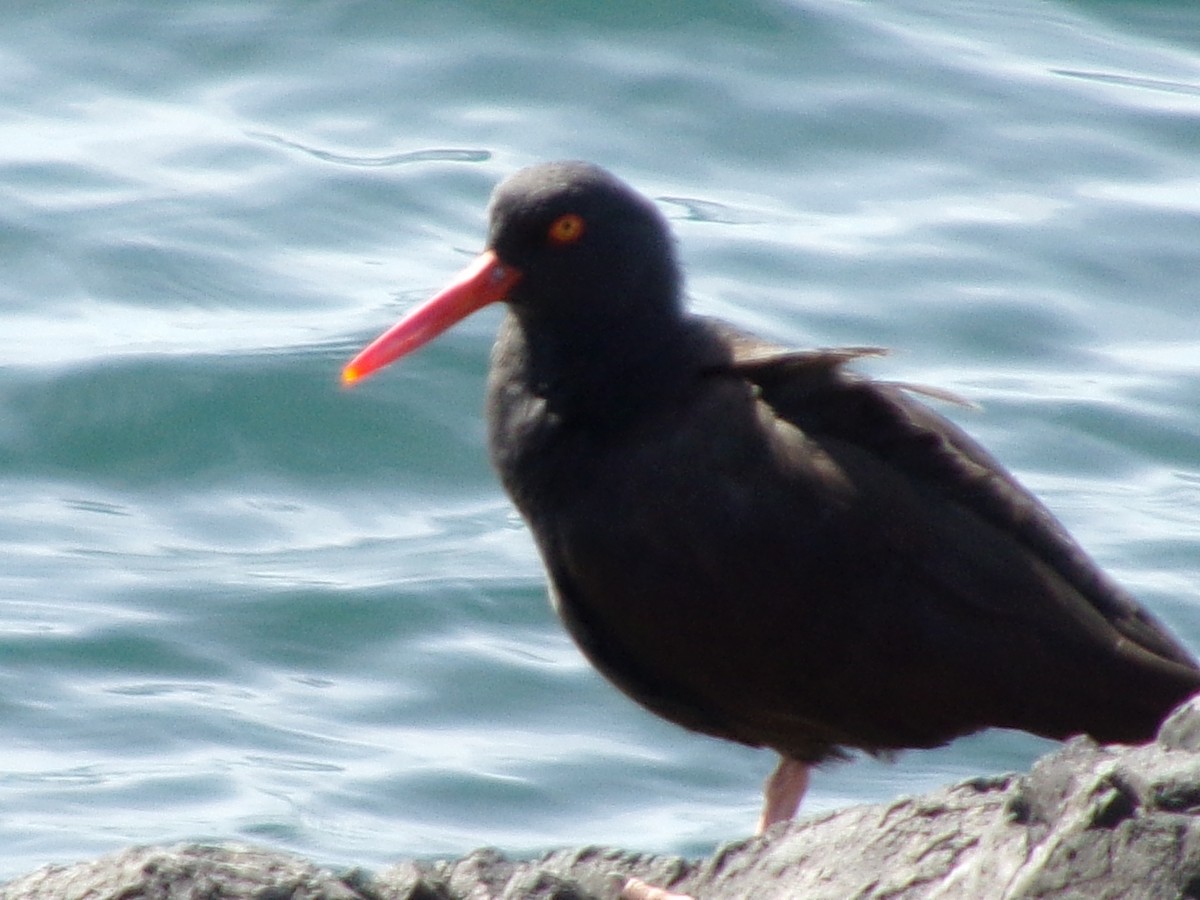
349,159 -> 1200,776
481,162 -> 1199,764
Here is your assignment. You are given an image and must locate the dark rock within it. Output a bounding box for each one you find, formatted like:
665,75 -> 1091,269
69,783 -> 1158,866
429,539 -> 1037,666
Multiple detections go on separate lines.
1158,697 -> 1200,751
6,698 -> 1200,899
0,844 -> 366,900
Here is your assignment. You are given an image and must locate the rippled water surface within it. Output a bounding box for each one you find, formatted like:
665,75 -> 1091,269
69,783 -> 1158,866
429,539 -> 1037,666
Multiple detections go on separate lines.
2,0 -> 1199,880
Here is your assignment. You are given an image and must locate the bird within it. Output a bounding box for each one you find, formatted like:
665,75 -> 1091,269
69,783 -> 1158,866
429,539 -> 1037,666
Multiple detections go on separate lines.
342,160 -> 1200,850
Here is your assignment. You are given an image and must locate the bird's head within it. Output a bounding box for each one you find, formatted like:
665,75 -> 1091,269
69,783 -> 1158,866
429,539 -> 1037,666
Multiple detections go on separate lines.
342,161 -> 680,386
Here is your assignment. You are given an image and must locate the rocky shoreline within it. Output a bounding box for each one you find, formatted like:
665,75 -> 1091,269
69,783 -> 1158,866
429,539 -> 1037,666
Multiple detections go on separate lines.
5,699 -> 1200,899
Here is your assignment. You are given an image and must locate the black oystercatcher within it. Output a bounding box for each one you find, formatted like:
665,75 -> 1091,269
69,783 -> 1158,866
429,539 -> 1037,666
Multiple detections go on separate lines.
343,161 -> 1200,839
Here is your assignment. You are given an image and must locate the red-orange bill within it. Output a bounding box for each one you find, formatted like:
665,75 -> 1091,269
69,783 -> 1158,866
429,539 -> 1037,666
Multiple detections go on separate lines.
342,250 -> 522,386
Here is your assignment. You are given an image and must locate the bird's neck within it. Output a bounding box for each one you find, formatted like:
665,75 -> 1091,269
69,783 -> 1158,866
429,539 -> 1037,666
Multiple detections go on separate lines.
485,308 -> 719,522
500,304 -> 699,428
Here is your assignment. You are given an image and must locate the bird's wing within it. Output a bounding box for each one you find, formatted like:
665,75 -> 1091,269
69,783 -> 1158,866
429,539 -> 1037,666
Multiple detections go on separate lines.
712,329 -> 1198,676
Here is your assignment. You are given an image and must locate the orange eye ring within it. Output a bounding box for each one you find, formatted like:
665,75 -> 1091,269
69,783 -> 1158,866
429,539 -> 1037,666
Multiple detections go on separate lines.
547,213 -> 586,245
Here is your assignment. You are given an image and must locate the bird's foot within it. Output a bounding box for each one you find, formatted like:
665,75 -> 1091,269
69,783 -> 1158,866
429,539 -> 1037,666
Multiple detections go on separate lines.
620,877 -> 694,900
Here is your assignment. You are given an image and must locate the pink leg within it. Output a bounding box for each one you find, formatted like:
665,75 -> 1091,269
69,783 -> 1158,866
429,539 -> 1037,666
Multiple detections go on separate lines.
757,755 -> 810,834
621,756 -> 810,899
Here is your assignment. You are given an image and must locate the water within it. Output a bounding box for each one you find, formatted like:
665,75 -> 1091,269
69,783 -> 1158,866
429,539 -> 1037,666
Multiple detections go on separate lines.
2,0 -> 1199,882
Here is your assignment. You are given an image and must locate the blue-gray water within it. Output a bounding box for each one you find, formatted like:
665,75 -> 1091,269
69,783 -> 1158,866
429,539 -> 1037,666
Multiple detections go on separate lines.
2,0 -> 1199,881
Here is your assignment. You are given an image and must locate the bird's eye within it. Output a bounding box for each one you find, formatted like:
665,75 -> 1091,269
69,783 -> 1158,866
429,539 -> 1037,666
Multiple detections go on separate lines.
547,213 -> 586,245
